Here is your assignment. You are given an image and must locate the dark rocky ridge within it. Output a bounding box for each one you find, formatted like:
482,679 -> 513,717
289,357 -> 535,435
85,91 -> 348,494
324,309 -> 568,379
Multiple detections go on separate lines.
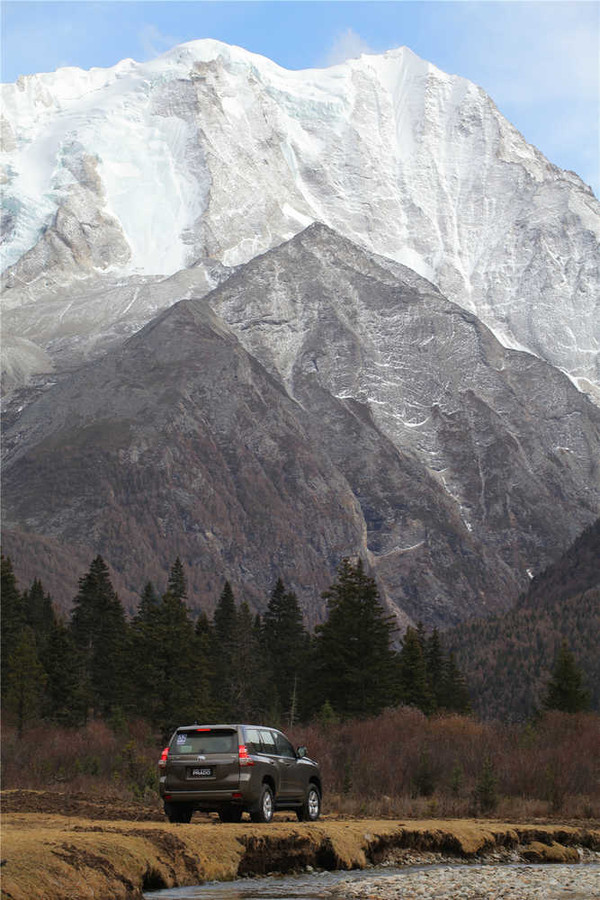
2,226 -> 599,625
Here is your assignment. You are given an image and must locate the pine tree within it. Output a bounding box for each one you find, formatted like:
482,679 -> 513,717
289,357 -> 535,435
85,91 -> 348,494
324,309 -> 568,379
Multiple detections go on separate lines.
213,581 -> 237,646
415,621 -> 427,653
317,699 -> 339,728
426,628 -> 445,710
157,587 -> 199,732
42,619 -> 87,726
129,581 -> 164,724
315,558 -> 397,719
194,611 -> 216,721
210,581 -> 239,718
70,556 -> 129,717
146,560 -> 213,734
262,578 -> 309,724
397,626 -> 434,714
229,601 -> 266,721
167,557 -> 187,602
137,580 -> 161,619
1,556 -> 25,696
23,578 -> 57,653
442,652 -> 472,714
473,755 -> 498,814
195,610 -> 211,641
5,627 -> 46,736
450,761 -> 464,797
543,640 -> 590,713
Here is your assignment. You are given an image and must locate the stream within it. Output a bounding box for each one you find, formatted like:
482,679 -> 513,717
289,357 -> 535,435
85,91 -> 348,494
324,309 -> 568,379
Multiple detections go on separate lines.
144,865 -> 424,899
144,863 -> 600,900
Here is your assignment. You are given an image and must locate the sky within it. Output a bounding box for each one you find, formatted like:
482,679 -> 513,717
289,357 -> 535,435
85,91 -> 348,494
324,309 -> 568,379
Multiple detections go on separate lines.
1,1 -> 598,195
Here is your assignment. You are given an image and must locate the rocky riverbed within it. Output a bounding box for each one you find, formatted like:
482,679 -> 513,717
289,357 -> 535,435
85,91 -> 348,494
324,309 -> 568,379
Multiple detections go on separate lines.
331,860 -> 600,900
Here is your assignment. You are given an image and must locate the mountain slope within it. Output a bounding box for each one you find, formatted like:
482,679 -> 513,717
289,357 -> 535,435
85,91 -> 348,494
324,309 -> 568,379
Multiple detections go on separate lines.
3,226 -> 599,624
2,41 -> 598,395
448,519 -> 600,719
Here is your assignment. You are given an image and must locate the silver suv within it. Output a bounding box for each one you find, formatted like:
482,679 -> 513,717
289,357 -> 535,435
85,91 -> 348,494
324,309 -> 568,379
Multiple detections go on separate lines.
158,723 -> 322,824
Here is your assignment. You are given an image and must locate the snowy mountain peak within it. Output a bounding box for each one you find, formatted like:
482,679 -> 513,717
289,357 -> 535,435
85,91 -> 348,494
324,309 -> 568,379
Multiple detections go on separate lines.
2,39 -> 599,395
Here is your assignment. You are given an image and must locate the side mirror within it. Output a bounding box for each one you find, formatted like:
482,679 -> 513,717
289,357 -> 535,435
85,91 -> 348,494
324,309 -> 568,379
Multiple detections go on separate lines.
297,746 -> 307,758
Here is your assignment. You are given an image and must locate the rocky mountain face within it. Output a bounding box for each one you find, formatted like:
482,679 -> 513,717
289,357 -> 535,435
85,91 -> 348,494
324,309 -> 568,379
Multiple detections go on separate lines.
2,40 -> 598,397
3,226 -> 599,625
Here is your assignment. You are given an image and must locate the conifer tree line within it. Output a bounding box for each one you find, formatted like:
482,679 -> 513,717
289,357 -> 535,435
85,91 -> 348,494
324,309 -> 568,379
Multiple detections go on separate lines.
2,553 -> 584,737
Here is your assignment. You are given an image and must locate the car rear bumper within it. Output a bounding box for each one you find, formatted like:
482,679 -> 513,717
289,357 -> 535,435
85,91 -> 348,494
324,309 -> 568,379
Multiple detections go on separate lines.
160,787 -> 252,808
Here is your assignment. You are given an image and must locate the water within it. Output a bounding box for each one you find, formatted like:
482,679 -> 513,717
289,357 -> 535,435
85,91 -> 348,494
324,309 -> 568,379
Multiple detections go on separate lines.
143,866 -> 411,899
144,863 -> 600,900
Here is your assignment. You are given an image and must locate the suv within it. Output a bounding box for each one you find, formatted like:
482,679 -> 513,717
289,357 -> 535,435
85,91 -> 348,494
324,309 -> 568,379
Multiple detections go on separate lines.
158,723 -> 322,824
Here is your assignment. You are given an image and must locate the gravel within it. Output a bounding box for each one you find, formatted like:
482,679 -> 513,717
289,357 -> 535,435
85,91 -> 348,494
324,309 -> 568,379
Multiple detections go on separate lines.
330,862 -> 600,900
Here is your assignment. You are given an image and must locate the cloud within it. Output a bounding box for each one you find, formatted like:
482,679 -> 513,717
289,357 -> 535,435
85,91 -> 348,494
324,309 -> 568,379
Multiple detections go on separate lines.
138,24 -> 180,61
324,28 -> 374,67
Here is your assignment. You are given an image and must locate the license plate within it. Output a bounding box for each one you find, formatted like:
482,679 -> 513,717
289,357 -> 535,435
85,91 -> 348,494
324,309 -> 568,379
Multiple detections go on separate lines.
190,767 -> 213,777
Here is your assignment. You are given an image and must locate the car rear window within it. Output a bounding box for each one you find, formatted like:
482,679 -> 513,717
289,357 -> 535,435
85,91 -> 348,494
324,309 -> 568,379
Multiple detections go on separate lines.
170,729 -> 237,755
259,729 -> 277,752
243,727 -> 278,754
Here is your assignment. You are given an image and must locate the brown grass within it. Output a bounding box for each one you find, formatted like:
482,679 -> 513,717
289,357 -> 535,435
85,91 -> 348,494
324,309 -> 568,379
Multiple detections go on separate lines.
2,814 -> 599,900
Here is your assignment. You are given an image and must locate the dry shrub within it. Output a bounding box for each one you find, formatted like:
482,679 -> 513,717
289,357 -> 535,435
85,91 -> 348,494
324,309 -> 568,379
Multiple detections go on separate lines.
2,709 -> 598,820
1,718 -> 160,800
289,707 -> 600,819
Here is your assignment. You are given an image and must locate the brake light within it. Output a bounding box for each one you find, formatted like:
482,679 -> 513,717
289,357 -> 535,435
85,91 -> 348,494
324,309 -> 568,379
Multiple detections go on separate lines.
158,746 -> 169,769
238,744 -> 255,767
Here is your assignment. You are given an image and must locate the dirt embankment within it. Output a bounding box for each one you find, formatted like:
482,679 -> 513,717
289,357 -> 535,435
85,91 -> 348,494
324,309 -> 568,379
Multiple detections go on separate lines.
1,792 -> 599,900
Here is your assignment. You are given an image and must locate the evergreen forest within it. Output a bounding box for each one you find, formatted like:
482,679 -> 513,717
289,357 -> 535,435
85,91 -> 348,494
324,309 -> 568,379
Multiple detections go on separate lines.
2,555 -> 474,737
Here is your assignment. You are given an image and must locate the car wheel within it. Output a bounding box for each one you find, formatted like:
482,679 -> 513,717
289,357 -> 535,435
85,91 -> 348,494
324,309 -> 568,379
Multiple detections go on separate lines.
218,807 -> 243,823
297,785 -> 321,821
164,802 -> 193,823
250,784 -> 274,823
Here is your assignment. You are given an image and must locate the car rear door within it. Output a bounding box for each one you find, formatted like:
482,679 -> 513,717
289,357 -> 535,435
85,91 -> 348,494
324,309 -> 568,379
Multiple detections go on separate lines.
273,730 -> 303,800
253,728 -> 283,794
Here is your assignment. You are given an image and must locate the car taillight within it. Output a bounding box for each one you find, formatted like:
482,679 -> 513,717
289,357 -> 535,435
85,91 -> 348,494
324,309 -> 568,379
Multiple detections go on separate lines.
238,744 -> 255,766
158,746 -> 169,769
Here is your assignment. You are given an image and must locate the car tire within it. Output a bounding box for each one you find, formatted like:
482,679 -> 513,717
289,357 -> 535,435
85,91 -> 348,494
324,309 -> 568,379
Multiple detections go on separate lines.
164,802 -> 193,824
297,785 -> 321,821
250,784 -> 274,823
218,807 -> 243,823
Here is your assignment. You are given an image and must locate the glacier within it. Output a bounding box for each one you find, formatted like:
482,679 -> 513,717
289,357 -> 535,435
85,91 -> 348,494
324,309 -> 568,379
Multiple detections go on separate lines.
1,39 -> 599,396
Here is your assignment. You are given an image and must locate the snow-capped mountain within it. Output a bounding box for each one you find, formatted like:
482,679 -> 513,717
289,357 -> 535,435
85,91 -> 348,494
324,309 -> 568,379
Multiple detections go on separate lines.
2,40 -> 598,396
